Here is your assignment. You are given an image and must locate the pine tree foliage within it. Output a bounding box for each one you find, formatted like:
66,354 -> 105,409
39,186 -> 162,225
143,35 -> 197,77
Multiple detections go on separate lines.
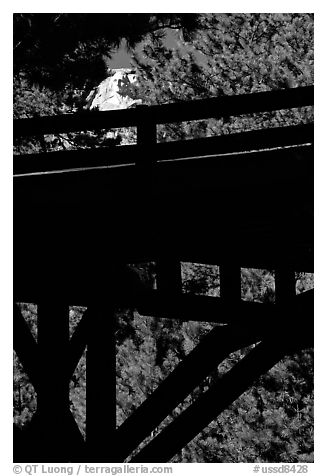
132,13 -> 313,141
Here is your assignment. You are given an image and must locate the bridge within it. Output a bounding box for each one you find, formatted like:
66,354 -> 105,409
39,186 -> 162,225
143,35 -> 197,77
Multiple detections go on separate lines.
13,86 -> 314,462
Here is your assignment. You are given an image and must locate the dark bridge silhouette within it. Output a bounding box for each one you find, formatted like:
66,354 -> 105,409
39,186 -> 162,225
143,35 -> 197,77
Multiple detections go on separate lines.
13,86 -> 313,462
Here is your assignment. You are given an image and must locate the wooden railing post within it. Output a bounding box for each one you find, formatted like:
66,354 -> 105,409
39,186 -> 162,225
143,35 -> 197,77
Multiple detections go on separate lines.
275,268 -> 296,305
220,264 -> 241,303
86,304 -> 116,462
136,117 -> 157,222
136,117 -> 157,171
36,300 -> 71,461
156,259 -> 182,295
137,119 -> 157,148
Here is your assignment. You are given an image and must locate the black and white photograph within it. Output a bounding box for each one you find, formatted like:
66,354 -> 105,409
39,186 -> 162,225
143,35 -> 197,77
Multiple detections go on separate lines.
11,9 -> 314,469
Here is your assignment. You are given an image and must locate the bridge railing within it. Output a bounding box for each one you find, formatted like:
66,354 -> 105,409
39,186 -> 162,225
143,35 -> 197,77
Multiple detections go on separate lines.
14,86 -> 313,175
13,86 -> 314,462
14,85 -> 313,138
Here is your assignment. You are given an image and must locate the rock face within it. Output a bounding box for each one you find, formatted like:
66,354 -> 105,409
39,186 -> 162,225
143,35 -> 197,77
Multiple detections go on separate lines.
84,68 -> 142,145
85,68 -> 142,111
